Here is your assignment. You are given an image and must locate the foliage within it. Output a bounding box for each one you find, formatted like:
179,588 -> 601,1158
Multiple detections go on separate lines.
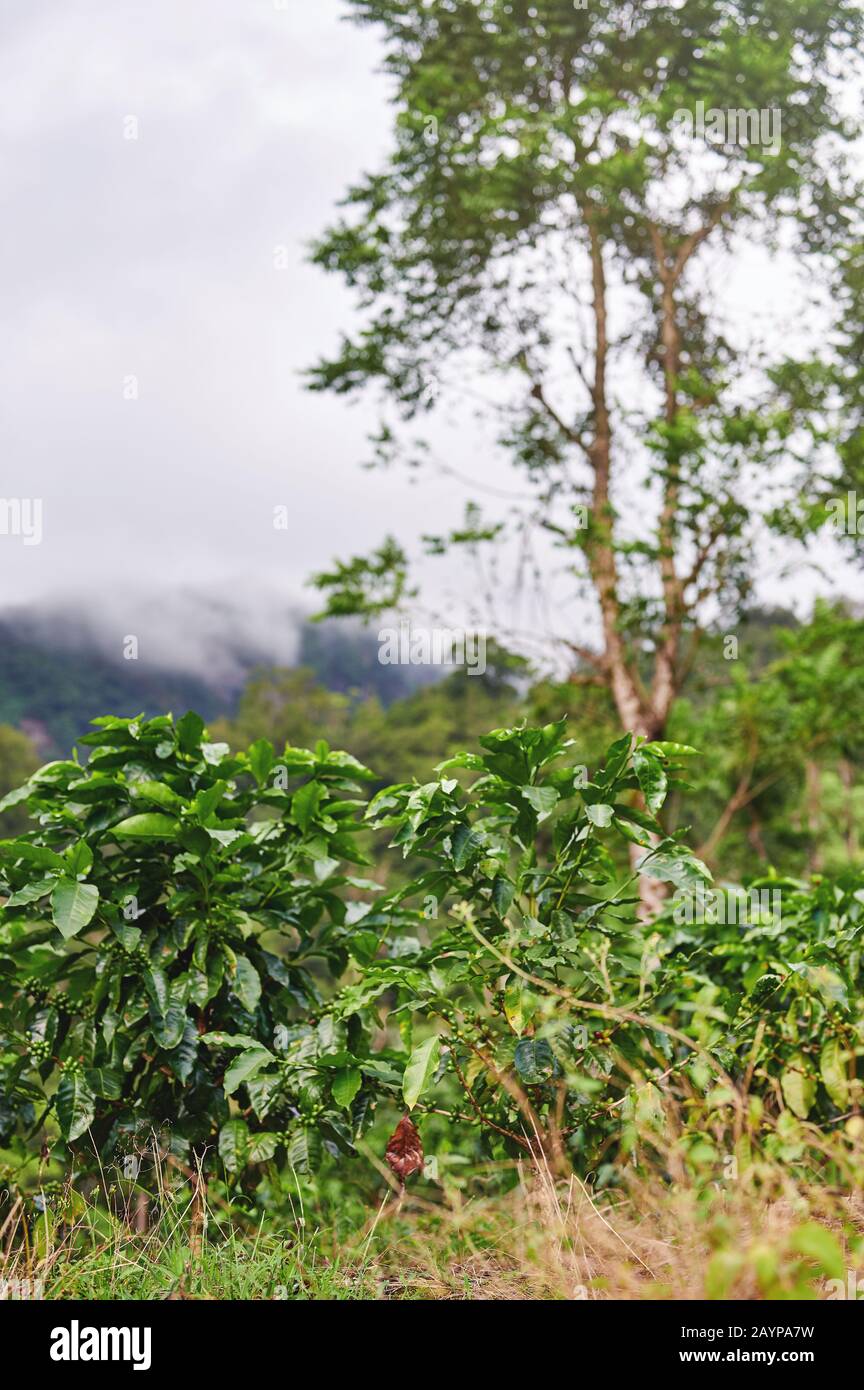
210,668 -> 354,755
0,712 -> 379,1183
0,724 -> 40,836
217,660 -> 522,791
330,719 -> 710,1164
666,604 -> 864,875
307,0 -> 864,744
2,707 -> 863,1206
659,872 -> 864,1133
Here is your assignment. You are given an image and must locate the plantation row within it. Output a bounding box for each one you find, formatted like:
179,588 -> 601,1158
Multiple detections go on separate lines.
0,712 -> 861,1197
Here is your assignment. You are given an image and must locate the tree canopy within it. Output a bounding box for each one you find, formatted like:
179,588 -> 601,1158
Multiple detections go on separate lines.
308,0 -> 864,744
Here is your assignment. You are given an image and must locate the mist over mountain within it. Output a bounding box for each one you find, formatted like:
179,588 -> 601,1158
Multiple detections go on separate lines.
0,586 -> 435,755
0,586 -> 304,687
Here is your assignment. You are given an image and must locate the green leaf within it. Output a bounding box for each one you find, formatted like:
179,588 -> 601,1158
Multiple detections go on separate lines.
194,780 -> 227,819
247,1132 -> 279,1163
521,785 -> 559,820
633,748 -> 668,813
201,1031 -> 262,1050
317,1015 -> 347,1056
51,879 -> 99,939
504,985 -> 537,1036
152,997 -> 187,1050
789,1222 -> 845,1281
436,752 -> 484,773
176,711 -> 205,753
6,877 -> 57,907
514,1038 -> 557,1084
130,781 -> 185,811
248,739 -> 275,787
144,967 -> 169,1016
820,1037 -> 848,1108
224,1047 -> 274,1096
585,802 -> 614,828
218,1118 -> 249,1173
56,1073 -> 95,1142
65,841 -> 94,877
202,742 -> 230,765
799,964 -> 849,1010
232,956 -> 262,1013
491,876 -> 515,917
592,735 -> 630,787
641,741 -> 698,758
169,1021 -> 199,1083
614,804 -> 663,835
332,1066 -> 362,1110
781,1057 -> 816,1119
111,919 -> 142,952
451,823 -> 484,870
291,780 -> 323,832
145,972 -> 186,1049
402,1035 -> 441,1110
612,816 -> 651,847
286,1127 -> 320,1174
0,840 -> 65,871
112,813 -> 179,840
84,1067 -> 123,1100
640,847 -> 712,890
0,782 -> 32,813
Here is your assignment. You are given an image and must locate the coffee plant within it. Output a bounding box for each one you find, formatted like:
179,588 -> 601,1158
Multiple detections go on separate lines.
654,873 -> 864,1152
326,721 -> 714,1168
331,724 -> 863,1180
0,713 -> 380,1185
3,713 -> 862,1201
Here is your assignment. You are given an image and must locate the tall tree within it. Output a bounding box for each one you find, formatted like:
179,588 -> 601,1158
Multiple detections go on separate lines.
308,0 -> 863,747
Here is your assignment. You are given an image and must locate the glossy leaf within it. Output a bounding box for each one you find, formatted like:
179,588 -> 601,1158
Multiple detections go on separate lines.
402,1035 -> 441,1111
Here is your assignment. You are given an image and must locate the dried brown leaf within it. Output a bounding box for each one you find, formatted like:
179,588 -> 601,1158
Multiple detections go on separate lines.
385,1114 -> 424,1188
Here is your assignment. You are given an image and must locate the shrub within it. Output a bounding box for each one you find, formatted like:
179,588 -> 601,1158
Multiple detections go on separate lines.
0,713 -> 377,1184
4,712 -> 860,1203
322,720 -> 712,1169
655,872 -> 864,1138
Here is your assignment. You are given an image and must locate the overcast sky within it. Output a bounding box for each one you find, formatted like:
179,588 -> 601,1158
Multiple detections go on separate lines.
0,0 -> 858,675
0,0 -> 444,645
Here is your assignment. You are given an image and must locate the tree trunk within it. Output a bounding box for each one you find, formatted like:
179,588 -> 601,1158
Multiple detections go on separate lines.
747,814 -> 767,862
805,759 -> 823,874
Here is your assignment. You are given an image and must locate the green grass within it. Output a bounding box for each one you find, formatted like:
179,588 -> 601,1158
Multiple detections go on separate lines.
5,1194 -> 374,1301
5,1097 -> 864,1302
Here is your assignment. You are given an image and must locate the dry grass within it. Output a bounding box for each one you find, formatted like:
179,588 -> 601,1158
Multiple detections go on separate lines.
3,1109 -> 864,1300
362,1122 -> 864,1301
